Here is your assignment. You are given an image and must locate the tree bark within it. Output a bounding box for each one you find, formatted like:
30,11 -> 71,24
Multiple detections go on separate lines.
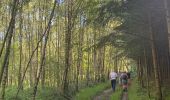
76,20 -> 84,91
0,0 -> 19,86
0,58 -> 9,100
18,1 -> 23,90
32,0 -> 57,99
149,12 -> 163,99
63,0 -> 73,95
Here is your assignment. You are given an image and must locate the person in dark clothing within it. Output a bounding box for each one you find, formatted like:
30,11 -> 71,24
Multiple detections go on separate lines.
127,72 -> 130,79
127,72 -> 131,85
120,72 -> 128,92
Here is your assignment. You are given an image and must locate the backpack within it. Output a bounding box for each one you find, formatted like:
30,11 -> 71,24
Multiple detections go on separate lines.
121,74 -> 127,80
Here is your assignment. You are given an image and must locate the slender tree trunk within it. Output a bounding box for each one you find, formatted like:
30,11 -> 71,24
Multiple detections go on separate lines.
137,58 -> 140,81
18,2 -> 23,90
114,51 -> 118,72
55,3 -> 61,87
150,32 -> 162,100
86,49 -> 90,86
93,30 -> 97,83
148,12 -> 162,100
63,0 -> 73,95
16,4 -> 54,97
57,9 -> 61,88
32,1 -> 57,99
101,46 -> 105,82
41,1 -> 47,87
0,58 -> 9,100
144,48 -> 151,98
163,0 -> 170,80
86,32 -> 90,86
76,21 -> 84,91
163,0 -> 170,53
140,58 -> 144,87
0,0 -> 18,86
28,23 -> 33,87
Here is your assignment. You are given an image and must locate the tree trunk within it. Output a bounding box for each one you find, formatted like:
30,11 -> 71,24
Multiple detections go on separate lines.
63,0 -> 73,95
148,11 -> 163,100
18,2 -> 23,90
76,22 -> 84,91
144,48 -> 151,98
150,32 -> 162,100
0,0 -> 18,86
163,0 -> 170,53
0,58 -> 9,100
32,0 -> 57,99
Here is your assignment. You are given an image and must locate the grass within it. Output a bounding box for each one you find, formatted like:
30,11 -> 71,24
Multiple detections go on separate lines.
110,85 -> 122,100
166,95 -> 170,100
5,82 -> 110,100
128,79 -> 154,100
5,86 -> 65,100
111,80 -> 154,100
74,81 -> 110,100
163,87 -> 170,100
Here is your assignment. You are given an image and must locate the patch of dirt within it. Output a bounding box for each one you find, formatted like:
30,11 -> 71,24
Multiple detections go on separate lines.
93,88 -> 113,100
121,92 -> 128,100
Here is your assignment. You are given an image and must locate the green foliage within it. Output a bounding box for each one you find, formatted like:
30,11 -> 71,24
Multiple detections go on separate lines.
166,94 -> 170,100
110,86 -> 122,100
1,0 -> 164,99
94,0 -> 124,26
162,86 -> 170,100
5,86 -> 66,100
74,82 -> 110,100
128,80 -> 154,100
94,0 -> 152,61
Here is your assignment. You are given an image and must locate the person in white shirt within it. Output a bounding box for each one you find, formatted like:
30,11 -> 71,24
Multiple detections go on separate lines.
109,71 -> 117,91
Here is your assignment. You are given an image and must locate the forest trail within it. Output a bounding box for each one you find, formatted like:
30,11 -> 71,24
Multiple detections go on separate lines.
121,92 -> 128,100
92,88 -> 128,100
92,88 -> 113,100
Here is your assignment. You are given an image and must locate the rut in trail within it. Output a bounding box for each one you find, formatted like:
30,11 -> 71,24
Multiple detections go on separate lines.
93,88 -> 113,100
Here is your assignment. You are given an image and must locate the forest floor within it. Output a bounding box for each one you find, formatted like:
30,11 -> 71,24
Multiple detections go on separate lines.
76,79 -> 153,100
92,88 -> 113,100
120,92 -> 128,100
92,88 -> 128,100
92,82 -> 131,100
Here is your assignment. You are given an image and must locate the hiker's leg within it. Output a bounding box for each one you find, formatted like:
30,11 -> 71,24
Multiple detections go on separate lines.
113,80 -> 116,91
112,80 -> 116,91
111,80 -> 114,90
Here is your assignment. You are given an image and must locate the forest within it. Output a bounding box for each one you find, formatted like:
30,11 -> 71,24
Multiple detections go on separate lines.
0,0 -> 170,100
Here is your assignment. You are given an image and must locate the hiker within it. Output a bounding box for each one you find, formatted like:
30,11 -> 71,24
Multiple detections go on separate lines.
109,70 -> 117,91
127,72 -> 131,85
120,71 -> 128,92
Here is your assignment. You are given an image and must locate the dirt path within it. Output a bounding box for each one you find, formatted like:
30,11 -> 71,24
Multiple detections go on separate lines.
93,88 -> 113,100
121,92 -> 128,100
92,88 -> 128,100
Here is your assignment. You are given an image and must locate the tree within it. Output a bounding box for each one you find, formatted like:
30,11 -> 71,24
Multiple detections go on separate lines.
32,0 -> 57,99
0,0 -> 19,99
